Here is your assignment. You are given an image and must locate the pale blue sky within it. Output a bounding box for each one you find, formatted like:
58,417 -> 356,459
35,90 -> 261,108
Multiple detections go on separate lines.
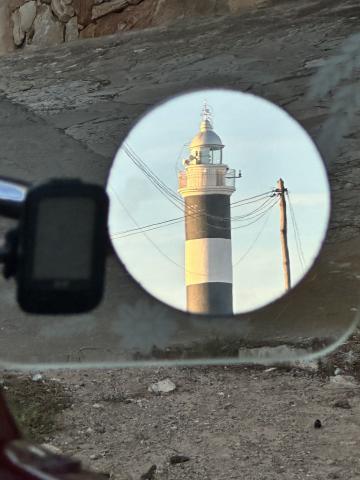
107,89 -> 330,314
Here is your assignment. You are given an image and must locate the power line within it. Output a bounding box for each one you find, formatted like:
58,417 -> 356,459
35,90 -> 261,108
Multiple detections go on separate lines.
286,191 -> 306,271
111,218 -> 184,239
231,195 -> 276,220
110,185 -> 279,279
123,142 -> 275,225
109,185 -> 188,272
231,190 -> 275,206
110,148 -> 275,238
232,207 -> 273,267
123,143 -> 184,211
231,199 -> 279,230
110,185 -> 226,278
110,195 -> 278,239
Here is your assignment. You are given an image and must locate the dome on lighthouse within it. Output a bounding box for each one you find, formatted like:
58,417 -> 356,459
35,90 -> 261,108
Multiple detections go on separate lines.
190,105 -> 224,151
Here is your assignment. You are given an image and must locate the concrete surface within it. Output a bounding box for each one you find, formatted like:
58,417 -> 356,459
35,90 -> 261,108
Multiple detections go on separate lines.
0,0 -> 359,366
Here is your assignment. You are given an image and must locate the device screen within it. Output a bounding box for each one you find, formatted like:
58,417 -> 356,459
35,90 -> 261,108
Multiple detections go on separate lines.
32,197 -> 96,281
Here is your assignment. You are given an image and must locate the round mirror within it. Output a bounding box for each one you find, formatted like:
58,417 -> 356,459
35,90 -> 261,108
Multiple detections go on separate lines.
107,89 -> 330,315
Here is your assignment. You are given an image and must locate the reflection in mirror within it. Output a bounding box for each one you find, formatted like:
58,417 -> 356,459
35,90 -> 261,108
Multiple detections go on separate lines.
0,177 -> 28,219
107,89 -> 330,315
0,178 -> 27,203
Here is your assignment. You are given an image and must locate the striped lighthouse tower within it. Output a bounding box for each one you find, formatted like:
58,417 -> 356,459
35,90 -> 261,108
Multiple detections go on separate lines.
178,104 -> 236,315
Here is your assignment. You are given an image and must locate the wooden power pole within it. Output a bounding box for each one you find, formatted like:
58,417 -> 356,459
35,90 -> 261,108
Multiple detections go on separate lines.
277,178 -> 291,291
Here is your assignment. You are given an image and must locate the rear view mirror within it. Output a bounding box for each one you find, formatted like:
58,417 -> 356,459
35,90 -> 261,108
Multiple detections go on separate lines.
0,89 -> 358,368
108,89 -> 331,316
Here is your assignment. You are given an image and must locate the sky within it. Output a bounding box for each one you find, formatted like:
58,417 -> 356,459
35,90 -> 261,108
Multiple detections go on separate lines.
106,89 -> 330,314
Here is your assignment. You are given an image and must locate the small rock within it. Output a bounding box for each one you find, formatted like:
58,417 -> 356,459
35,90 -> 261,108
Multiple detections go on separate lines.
333,399 -> 351,409
90,453 -> 100,460
12,10 -> 25,46
32,373 -> 43,382
17,1 -> 37,35
32,5 -> 64,47
140,464 -> 157,480
65,15 -> 79,42
92,403 -> 104,409
170,455 -> 190,465
314,419 -> 322,429
291,359 -> 319,372
51,0 -> 75,22
92,0 -> 128,20
148,379 -> 176,394
330,375 -> 358,388
334,368 -> 343,376
41,444 -> 62,455
264,367 -> 277,373
96,425 -> 106,433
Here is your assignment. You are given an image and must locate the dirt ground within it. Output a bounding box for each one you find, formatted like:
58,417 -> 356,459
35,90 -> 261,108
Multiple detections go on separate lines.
3,333 -> 360,480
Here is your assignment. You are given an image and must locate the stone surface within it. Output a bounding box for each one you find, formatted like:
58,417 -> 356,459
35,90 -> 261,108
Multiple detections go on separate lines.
329,375 -> 359,388
9,0 -> 28,12
92,0 -> 128,20
65,14 -> 79,41
229,0 -> 267,12
73,0 -> 94,26
32,5 -> 64,47
333,399 -> 352,409
11,9 -> 25,46
51,0 -> 75,22
79,21 -> 96,38
19,0 -> 37,32
0,1 -> 358,364
0,1 -> 14,55
80,11 -> 126,38
148,378 -> 176,394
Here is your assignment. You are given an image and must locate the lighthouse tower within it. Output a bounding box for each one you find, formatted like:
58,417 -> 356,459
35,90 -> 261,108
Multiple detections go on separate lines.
178,104 -> 236,315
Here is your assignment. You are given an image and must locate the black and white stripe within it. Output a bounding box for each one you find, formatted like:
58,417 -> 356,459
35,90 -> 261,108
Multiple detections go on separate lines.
185,194 -> 233,315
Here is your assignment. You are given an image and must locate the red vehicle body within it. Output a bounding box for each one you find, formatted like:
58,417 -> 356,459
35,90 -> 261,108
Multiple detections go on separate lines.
0,388 -> 104,479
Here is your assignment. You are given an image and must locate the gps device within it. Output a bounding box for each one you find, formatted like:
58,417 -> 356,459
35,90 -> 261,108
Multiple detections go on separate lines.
16,179 -> 109,314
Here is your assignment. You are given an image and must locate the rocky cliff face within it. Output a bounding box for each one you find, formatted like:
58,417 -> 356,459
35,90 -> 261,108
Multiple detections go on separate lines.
1,0 -> 264,54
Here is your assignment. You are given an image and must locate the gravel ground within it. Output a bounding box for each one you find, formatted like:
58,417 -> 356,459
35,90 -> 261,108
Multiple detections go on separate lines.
4,336 -> 360,480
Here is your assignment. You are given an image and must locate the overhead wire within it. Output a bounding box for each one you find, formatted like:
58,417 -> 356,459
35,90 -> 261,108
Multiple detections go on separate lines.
110,195 -> 278,239
109,185 -> 188,272
110,185 -> 227,278
286,191 -> 306,271
110,185 -> 279,278
123,142 -> 276,225
111,143 -> 281,274
231,198 -> 279,230
232,205 -> 274,267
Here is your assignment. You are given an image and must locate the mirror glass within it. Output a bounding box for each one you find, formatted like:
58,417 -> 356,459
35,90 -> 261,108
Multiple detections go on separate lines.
0,178 -> 27,202
107,89 -> 330,315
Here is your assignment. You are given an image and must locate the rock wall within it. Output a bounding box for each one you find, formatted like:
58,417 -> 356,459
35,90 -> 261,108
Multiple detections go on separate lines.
1,0 -> 264,54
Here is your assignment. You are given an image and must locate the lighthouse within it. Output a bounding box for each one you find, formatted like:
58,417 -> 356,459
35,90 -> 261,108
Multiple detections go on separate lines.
178,104 -> 236,315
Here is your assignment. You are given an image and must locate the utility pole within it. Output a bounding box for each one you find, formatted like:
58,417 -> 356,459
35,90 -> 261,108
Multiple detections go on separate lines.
277,178 -> 291,291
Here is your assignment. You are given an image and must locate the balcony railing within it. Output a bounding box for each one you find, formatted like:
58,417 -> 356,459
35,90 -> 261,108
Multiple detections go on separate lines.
178,168 -> 236,190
